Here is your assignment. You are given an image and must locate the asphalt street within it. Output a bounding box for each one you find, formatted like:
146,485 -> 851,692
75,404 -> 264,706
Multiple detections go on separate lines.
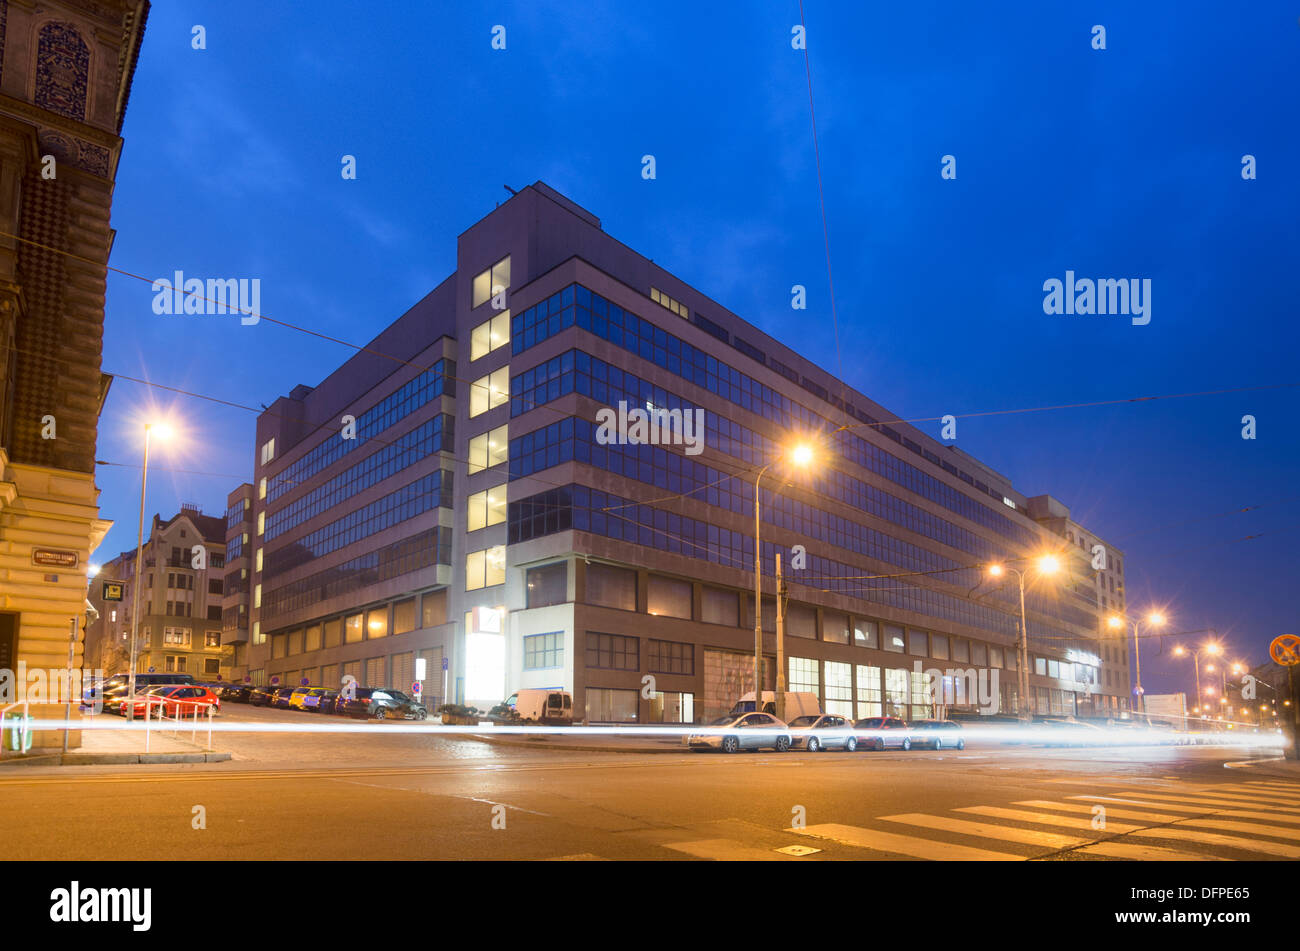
2,704 -> 1296,860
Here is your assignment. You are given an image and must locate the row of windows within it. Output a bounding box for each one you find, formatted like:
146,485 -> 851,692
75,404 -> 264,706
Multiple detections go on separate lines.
650,287 -> 688,319
227,533 -> 244,562
470,311 -> 511,362
226,497 -> 250,529
512,349 -> 1011,567
508,485 -> 1088,645
264,416 -> 450,541
261,528 -> 452,622
466,486 -> 507,532
508,349 -> 1098,636
263,471 -> 452,580
512,283 -> 1036,546
266,359 -> 453,505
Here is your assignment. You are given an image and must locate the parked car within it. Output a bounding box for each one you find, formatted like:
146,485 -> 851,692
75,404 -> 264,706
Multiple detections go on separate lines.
317,690 -> 341,715
122,685 -> 220,719
248,684 -> 281,707
788,714 -> 858,752
88,672 -> 195,709
219,683 -> 254,703
908,719 -> 966,750
289,687 -> 335,711
270,685 -> 300,709
853,716 -> 913,750
684,712 -> 792,753
336,687 -> 429,720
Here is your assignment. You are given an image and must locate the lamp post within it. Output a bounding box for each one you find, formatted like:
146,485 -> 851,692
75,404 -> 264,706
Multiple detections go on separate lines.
1108,611 -> 1165,716
1173,641 -> 1219,722
752,442 -> 814,715
987,555 -> 1060,721
127,421 -> 172,703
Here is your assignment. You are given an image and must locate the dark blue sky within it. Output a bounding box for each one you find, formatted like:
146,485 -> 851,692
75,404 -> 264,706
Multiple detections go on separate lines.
95,2 -> 1299,696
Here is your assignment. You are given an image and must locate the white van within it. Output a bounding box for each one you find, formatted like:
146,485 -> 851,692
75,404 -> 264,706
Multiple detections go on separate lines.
507,688 -> 574,725
729,691 -> 821,720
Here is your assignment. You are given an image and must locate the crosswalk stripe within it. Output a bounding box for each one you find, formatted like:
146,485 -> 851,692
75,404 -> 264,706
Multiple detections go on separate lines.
1238,780 -> 1300,788
1173,818 -> 1300,842
662,839 -> 795,861
1237,782 -> 1300,795
1087,791 -> 1300,813
957,805 -> 1141,833
879,813 -> 1089,849
1030,799 -> 1191,822
1186,788 -> 1300,806
790,823 -> 1023,861
1077,841 -> 1226,861
1024,800 -> 1300,826
1130,827 -> 1300,859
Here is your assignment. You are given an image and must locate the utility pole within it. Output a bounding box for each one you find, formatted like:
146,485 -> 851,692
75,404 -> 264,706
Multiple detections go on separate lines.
775,553 -> 786,723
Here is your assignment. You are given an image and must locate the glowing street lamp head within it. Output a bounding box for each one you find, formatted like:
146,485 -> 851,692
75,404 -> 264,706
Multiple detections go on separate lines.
1036,555 -> 1061,576
147,421 -> 175,441
1146,612 -> 1166,627
987,564 -> 1004,578
1107,615 -> 1123,630
88,563 -> 101,578
1204,642 -> 1220,656
1173,645 -> 1185,656
789,443 -> 815,467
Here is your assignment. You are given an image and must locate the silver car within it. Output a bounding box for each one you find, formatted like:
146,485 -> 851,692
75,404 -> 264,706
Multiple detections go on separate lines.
684,712 -> 793,753
788,714 -> 858,752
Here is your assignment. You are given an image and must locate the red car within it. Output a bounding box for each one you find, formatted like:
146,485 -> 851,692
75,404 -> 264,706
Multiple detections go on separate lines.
122,685 -> 220,719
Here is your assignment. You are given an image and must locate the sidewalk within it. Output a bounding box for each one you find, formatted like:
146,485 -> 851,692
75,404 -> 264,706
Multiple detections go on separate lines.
1,718 -> 232,767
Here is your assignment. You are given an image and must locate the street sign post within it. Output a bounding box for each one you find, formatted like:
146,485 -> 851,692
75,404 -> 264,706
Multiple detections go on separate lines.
1269,634 -> 1300,760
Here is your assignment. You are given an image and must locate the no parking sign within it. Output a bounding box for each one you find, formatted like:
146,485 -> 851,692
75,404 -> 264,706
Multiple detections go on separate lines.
411,682 -> 422,698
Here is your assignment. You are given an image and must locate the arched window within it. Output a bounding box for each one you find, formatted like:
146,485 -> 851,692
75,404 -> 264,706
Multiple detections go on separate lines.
35,21 -> 89,121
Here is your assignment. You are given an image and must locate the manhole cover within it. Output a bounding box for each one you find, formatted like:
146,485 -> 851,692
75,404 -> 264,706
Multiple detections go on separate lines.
775,844 -> 821,856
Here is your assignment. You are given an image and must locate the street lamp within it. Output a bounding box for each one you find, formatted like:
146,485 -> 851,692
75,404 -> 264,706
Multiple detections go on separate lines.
1173,642 -> 1219,716
1109,611 -> 1167,715
127,420 -> 174,704
753,441 -> 816,717
987,554 -> 1061,721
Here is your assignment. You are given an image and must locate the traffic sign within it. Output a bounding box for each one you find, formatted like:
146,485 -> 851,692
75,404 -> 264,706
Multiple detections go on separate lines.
442,656 -> 448,671
411,682 -> 422,697
101,580 -> 124,602
1270,634 -> 1300,666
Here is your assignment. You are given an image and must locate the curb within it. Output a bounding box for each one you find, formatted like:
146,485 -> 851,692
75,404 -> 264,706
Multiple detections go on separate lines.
469,733 -> 684,755
2,751 -> 232,767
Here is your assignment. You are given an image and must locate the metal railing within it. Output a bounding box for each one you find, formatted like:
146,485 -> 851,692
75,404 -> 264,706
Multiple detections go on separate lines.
0,701 -> 30,759
130,697 -> 217,752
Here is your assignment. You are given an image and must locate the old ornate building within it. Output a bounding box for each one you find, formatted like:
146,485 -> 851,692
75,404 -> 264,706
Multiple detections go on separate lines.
0,0 -> 148,747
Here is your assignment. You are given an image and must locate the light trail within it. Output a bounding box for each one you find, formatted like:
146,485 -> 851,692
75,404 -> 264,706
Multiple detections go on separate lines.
14,718 -> 1287,750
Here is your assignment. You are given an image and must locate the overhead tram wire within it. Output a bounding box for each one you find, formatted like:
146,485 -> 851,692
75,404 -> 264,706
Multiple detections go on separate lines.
10,234 -> 1298,560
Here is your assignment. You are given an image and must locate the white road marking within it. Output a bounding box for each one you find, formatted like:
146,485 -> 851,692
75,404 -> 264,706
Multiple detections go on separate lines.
789,823 -> 1023,861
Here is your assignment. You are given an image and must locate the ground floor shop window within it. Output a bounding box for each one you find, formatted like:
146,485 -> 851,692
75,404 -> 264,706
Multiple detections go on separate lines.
788,656 -> 819,698
586,687 -> 638,722
855,665 -> 882,719
884,668 -> 908,717
824,661 -> 852,716
649,691 -> 694,723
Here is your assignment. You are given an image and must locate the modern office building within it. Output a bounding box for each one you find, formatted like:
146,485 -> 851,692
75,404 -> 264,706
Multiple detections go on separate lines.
0,1 -> 149,747
240,181 -> 1133,722
85,505 -> 228,680
219,482 -> 253,681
